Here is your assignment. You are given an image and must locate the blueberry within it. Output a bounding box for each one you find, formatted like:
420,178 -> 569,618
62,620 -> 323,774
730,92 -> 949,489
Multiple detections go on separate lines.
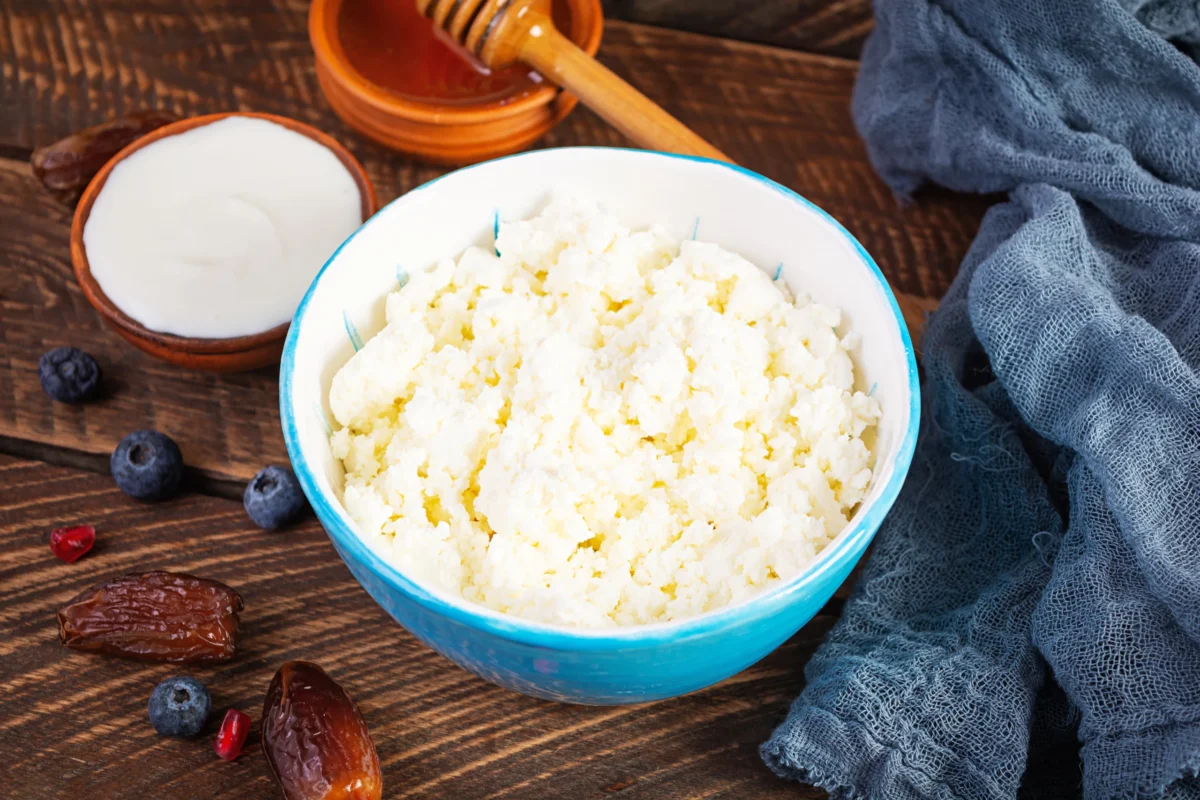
111,430 -> 184,502
38,347 -> 102,403
244,465 -> 307,530
148,676 -> 210,737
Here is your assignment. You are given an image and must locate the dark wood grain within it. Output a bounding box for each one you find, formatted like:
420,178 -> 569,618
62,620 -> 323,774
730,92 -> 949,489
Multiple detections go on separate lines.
603,0 -> 874,59
0,6 -> 985,485
0,454 -> 829,799
0,6 -> 987,796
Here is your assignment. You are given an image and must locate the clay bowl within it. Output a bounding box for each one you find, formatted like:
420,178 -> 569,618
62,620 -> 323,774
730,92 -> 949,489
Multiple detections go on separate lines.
70,111 -> 378,373
309,0 -> 603,165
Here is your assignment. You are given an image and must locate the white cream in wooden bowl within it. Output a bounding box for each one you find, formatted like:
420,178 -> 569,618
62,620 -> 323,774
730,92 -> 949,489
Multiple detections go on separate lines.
82,116 -> 363,339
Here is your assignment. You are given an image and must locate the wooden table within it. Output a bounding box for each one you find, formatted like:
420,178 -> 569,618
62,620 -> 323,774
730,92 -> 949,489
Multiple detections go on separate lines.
0,2 -> 985,797
603,0 -> 875,58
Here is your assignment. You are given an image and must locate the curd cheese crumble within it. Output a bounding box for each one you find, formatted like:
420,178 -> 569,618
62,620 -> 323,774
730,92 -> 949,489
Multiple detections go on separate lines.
329,198 -> 880,628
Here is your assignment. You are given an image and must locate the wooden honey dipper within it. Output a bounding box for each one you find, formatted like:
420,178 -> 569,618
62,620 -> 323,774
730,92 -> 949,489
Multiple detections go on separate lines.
414,0 -> 732,162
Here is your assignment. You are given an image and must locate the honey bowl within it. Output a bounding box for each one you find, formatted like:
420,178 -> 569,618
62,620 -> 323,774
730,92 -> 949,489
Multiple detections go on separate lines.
309,0 -> 604,165
70,111 -> 378,373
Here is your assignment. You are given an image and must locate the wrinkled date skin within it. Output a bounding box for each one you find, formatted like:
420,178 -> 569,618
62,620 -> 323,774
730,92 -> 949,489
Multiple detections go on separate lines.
57,571 -> 242,663
31,110 -> 179,204
262,661 -> 382,800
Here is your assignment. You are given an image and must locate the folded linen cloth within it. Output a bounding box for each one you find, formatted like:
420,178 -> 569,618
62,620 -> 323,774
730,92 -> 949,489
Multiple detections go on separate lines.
761,2 -> 1200,798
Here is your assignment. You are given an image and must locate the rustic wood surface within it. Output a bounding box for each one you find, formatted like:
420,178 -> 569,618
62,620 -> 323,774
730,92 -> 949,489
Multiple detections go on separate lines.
0,1 -> 988,798
603,0 -> 875,59
0,4 -> 984,487
0,454 -> 833,799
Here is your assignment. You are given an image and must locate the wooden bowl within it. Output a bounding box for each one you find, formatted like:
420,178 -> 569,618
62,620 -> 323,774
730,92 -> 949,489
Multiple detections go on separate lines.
70,111 -> 378,373
309,0 -> 603,166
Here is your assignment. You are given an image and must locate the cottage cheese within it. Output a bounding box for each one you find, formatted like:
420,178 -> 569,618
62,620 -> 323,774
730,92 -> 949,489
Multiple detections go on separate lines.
329,198 -> 880,628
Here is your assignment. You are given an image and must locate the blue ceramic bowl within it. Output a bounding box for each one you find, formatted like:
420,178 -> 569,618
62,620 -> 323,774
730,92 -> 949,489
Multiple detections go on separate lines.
280,148 -> 920,705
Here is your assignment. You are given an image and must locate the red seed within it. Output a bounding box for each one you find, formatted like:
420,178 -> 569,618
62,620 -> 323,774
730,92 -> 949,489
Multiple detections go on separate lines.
49,525 -> 95,563
214,708 -> 252,761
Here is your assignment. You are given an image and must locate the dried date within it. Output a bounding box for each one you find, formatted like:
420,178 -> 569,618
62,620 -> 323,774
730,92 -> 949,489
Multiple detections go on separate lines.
31,110 -> 179,205
57,570 -> 242,663
262,661 -> 382,800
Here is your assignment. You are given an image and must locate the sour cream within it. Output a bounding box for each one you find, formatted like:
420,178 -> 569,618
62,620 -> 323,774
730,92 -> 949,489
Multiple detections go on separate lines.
83,116 -> 363,339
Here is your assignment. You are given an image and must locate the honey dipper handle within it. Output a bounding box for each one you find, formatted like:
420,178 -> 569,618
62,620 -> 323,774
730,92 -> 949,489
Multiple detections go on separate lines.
514,14 -> 732,163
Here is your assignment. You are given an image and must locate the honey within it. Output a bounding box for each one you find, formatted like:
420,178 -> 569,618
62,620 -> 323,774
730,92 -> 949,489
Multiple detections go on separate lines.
336,0 -> 572,106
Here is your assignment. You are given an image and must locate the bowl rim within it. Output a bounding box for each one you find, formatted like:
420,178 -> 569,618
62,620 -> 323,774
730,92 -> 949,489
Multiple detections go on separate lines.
309,0 -> 605,125
280,146 -> 921,649
70,111 -> 379,356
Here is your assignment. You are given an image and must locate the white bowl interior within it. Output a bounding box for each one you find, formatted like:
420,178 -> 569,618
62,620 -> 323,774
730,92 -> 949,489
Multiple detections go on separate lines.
285,148 -> 916,620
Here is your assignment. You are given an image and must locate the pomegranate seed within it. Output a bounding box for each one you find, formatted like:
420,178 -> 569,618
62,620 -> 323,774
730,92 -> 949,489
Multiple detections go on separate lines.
214,708 -> 251,761
50,525 -> 95,563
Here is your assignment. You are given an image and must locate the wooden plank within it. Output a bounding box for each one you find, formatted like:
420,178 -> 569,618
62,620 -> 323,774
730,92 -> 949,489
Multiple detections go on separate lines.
603,0 -> 875,59
0,454 -> 828,799
0,8 -> 987,485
